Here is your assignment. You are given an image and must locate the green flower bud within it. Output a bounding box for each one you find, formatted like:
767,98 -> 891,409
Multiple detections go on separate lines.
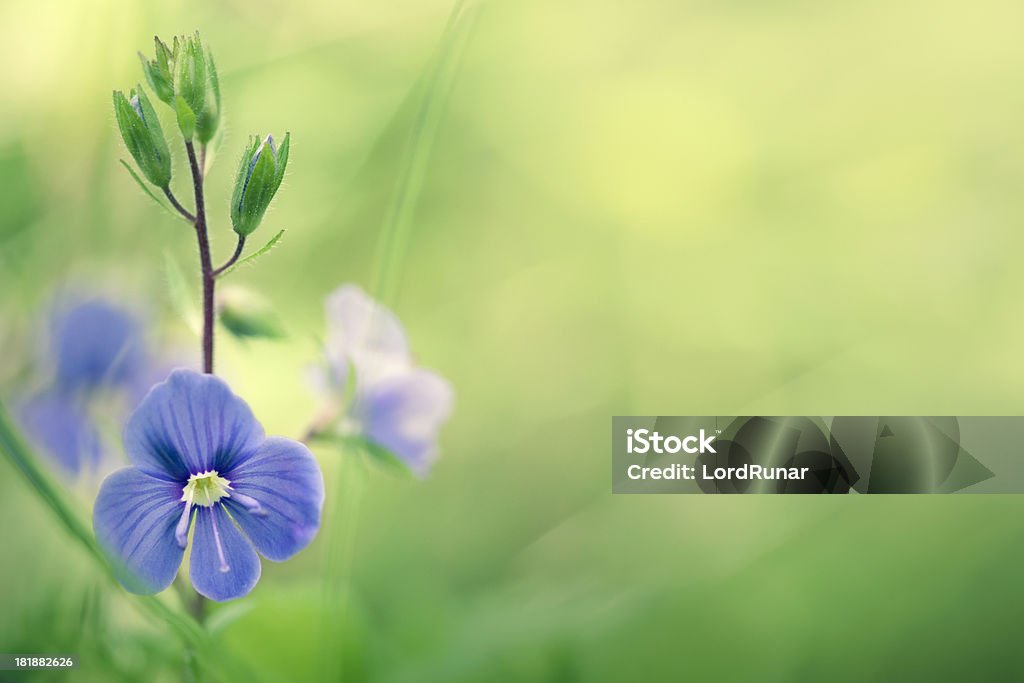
174,33 -> 205,115
172,32 -> 220,144
138,36 -> 175,105
195,49 -> 221,145
230,133 -> 290,237
113,86 -> 171,188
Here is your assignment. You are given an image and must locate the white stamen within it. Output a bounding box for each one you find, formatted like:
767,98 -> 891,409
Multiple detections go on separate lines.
174,501 -> 193,548
231,491 -> 268,517
181,470 -> 232,507
208,509 -> 230,574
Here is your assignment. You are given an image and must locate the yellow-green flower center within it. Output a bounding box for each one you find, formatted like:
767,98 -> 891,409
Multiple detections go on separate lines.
181,470 -> 232,507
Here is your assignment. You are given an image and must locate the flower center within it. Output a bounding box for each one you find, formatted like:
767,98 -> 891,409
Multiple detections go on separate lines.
181,470 -> 232,507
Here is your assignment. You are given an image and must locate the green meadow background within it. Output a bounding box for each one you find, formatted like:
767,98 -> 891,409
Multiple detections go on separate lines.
2,0 -> 1024,680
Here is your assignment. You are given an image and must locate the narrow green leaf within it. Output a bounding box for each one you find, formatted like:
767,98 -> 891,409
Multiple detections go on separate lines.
119,160 -> 174,216
0,403 -> 106,564
219,229 -> 285,277
371,0 -> 479,306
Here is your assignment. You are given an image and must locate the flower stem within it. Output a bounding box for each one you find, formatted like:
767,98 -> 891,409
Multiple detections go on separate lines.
212,235 -> 246,277
162,186 -> 196,223
185,141 -> 215,375
319,445 -> 366,681
184,140 -> 213,624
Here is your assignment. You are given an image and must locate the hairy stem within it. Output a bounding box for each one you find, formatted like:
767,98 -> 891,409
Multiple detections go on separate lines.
185,141 -> 215,375
162,186 -> 196,223
213,235 -> 246,277
184,140 -> 213,624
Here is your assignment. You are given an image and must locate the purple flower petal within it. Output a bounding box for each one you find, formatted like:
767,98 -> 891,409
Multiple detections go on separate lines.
52,299 -> 145,391
123,370 -> 265,480
93,468 -> 185,594
223,437 -> 324,561
324,285 -> 410,388
18,392 -> 101,476
190,506 -> 261,601
354,368 -> 454,475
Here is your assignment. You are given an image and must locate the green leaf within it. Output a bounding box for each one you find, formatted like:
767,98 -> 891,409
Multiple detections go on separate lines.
118,159 -> 174,216
218,228 -> 285,277
164,251 -> 201,335
218,286 -> 286,341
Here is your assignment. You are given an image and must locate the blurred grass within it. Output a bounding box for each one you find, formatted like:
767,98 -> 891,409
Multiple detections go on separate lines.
3,0 -> 1024,680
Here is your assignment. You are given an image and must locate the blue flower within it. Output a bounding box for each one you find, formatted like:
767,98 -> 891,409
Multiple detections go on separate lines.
323,284 -> 410,387
93,370 -> 324,601
51,299 -> 145,393
17,298 -> 163,476
321,285 -> 453,475
17,392 -> 101,476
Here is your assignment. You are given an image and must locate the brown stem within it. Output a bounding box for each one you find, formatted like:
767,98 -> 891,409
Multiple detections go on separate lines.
162,186 -> 196,223
185,141 -> 214,375
212,235 -> 246,278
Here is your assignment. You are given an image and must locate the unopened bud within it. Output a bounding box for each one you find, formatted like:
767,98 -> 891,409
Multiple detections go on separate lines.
172,32 -> 220,144
230,132 -> 290,236
138,36 -> 176,105
113,87 -> 171,187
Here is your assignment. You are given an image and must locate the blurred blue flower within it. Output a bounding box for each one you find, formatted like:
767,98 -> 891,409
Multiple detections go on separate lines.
93,370 -> 324,601
320,285 -> 453,476
17,392 -> 101,476
323,284 -> 410,388
51,299 -> 145,393
17,298 -> 187,476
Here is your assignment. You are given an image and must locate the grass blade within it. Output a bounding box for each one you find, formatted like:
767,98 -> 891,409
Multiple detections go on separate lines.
371,0 -> 481,306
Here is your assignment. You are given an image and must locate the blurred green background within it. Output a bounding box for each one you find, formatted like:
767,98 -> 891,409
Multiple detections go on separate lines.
3,0 -> 1024,680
